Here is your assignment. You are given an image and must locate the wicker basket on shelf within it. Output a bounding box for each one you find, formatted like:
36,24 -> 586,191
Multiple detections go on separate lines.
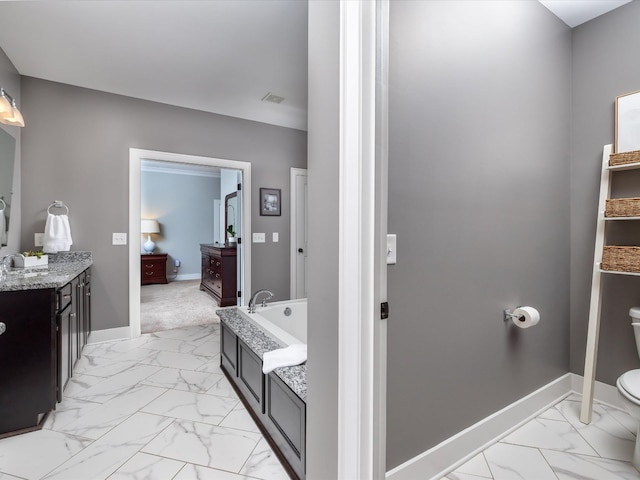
610,150 -> 640,166
605,197 -> 640,217
601,246 -> 640,272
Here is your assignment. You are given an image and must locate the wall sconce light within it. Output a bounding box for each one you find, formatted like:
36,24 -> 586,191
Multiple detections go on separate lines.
0,88 -> 25,127
141,219 -> 160,254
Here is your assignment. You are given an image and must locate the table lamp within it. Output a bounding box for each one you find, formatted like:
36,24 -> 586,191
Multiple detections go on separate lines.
141,219 -> 160,253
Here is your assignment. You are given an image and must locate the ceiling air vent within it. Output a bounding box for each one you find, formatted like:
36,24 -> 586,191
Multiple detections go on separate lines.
261,92 -> 285,104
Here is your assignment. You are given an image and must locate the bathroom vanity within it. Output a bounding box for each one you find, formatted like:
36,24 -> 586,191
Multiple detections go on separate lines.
0,252 -> 92,438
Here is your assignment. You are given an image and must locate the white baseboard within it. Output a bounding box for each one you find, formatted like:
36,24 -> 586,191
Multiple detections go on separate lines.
172,273 -> 200,281
387,374 -> 573,480
570,372 -> 624,410
87,326 -> 132,344
386,373 -> 623,480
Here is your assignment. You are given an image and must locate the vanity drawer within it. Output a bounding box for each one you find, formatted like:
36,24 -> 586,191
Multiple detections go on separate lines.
57,282 -> 73,312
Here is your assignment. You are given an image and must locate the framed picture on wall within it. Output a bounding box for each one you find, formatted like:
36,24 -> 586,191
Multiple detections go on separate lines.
615,90 -> 640,153
260,188 -> 281,216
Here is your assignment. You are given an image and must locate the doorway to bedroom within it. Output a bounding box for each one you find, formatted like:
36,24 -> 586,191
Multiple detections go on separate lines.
129,148 -> 252,337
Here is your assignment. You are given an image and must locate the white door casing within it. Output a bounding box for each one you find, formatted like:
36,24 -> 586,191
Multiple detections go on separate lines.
129,148 -> 251,338
337,0 -> 387,478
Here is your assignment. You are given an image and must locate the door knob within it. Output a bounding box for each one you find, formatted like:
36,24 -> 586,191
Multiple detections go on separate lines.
0,322 -> 5,336
298,248 -> 304,253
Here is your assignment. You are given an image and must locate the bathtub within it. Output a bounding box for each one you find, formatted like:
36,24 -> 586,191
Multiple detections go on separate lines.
239,298 -> 307,346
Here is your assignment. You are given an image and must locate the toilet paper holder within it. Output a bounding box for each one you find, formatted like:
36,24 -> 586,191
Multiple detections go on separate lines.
503,309 -> 524,323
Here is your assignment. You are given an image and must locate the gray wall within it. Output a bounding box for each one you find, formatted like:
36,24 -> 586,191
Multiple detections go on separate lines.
20,77 -> 306,331
570,1 -> 640,383
141,170 -> 221,278
306,0 -> 339,478
386,1 -> 571,469
0,46 -> 20,255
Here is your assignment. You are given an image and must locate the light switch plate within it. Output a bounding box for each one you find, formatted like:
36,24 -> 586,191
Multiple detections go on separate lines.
34,233 -> 44,247
272,232 -> 279,242
387,234 -> 397,265
112,233 -> 127,245
253,233 -> 266,243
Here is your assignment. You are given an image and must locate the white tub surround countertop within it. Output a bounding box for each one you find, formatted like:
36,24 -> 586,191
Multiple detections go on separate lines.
0,251 -> 93,292
217,307 -> 307,402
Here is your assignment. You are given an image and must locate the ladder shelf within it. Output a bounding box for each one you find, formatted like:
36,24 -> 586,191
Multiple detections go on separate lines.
580,145 -> 640,423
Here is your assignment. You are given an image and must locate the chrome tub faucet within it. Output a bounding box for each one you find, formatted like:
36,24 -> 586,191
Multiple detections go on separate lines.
248,289 -> 274,313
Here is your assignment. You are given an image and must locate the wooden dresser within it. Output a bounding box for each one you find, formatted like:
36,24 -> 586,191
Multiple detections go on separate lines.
200,244 -> 237,306
141,253 -> 168,285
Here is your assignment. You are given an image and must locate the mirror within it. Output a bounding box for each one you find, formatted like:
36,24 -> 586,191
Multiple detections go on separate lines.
225,192 -> 238,244
0,127 -> 16,246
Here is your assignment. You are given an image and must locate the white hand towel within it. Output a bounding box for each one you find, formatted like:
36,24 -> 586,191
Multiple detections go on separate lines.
43,214 -> 73,253
262,344 -> 307,374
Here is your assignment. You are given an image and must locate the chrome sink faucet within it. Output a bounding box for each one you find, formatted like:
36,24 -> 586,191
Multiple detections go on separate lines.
248,289 -> 274,313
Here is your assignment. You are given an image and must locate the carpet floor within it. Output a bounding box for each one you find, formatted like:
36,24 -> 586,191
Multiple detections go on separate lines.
140,279 -> 220,333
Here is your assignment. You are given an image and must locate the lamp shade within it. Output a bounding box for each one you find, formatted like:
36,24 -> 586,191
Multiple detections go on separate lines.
0,91 -> 25,127
141,219 -> 160,234
0,94 -> 11,117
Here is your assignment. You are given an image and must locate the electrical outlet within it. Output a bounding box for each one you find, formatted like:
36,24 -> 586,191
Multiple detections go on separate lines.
253,232 -> 266,243
112,233 -> 127,245
34,233 -> 44,247
272,232 -> 279,242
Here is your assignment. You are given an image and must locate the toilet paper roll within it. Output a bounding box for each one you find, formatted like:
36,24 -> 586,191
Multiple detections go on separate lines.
512,306 -> 540,329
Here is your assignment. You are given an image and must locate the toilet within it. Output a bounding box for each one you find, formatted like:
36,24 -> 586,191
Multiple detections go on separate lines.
616,307 -> 640,471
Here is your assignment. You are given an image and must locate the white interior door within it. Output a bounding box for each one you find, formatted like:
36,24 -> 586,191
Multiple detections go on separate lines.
290,168 -> 308,299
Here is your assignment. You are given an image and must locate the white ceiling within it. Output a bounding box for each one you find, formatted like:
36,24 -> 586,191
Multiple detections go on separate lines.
538,0 -> 632,28
0,1 -> 308,131
0,1 -> 632,133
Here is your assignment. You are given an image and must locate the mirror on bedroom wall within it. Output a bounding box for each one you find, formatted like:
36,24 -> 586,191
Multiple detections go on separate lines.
225,191 -> 238,243
0,127 -> 16,246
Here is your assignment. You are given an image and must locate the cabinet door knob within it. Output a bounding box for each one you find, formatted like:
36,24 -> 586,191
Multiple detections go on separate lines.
0,322 -> 5,336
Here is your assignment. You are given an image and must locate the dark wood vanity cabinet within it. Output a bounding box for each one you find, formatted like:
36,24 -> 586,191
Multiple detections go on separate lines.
0,267 -> 92,437
57,268 -> 92,402
200,244 -> 237,306
56,268 -> 91,402
0,289 -> 56,437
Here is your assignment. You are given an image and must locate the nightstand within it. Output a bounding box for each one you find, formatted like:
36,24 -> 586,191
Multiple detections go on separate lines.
141,253 -> 168,285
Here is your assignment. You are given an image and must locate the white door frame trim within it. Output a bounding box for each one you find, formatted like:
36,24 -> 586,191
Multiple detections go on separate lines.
128,148 -> 252,338
290,167 -> 308,299
337,0 -> 380,477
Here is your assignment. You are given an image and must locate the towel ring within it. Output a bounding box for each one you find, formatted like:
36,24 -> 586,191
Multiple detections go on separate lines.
47,200 -> 69,215
0,198 -> 5,212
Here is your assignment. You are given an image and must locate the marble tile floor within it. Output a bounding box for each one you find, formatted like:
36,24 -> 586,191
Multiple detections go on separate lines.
0,323 -> 290,480
442,393 -> 640,480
